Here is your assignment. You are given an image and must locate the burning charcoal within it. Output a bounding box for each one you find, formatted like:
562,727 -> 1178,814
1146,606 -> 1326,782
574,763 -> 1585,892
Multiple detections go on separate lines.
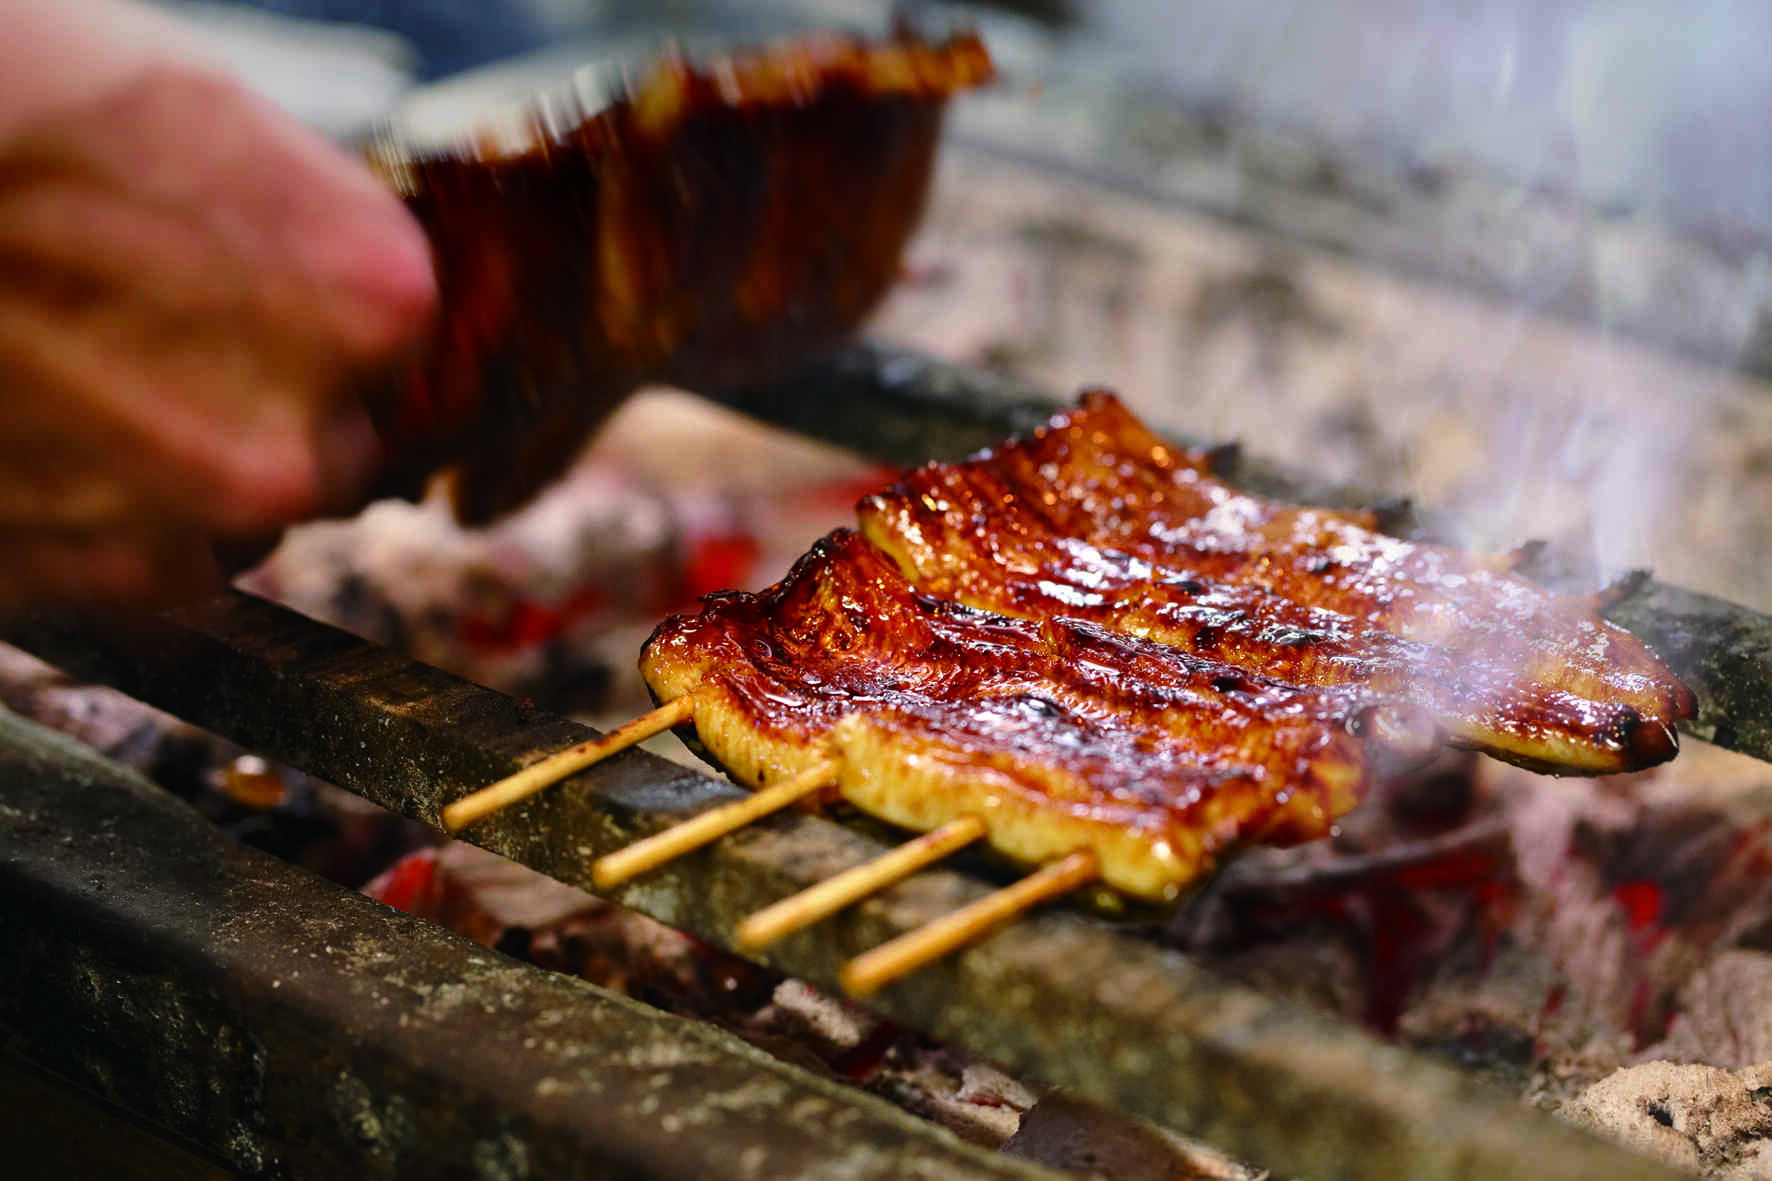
1164,809 -> 1517,1036
1411,1012 -> 1539,1094
830,1020 -> 910,1082
220,754 -> 289,810
204,757 -> 386,871
1653,950 -> 1772,1068
362,848 -> 448,921
620,931 -> 777,1020
764,979 -> 877,1050
290,782 -> 433,888
863,1068 -> 1025,1149
0,642 -> 426,881
357,839 -> 1081,1141
956,1063 -> 1038,1112
1375,750 -> 1483,834
244,485 -> 661,715
725,1030 -> 841,1080
367,842 -> 794,1025
429,841 -> 601,929
492,925 -> 534,960
362,842 -> 603,951
692,945 -> 779,1012
742,981 -> 903,1082
1161,736 -> 1772,1075
1505,759 -> 1772,1051
0,643 -> 221,795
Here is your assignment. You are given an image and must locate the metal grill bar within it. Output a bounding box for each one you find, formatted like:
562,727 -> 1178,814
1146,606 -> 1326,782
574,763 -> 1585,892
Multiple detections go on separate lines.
0,707 -> 1056,1181
6,590 -> 1684,1181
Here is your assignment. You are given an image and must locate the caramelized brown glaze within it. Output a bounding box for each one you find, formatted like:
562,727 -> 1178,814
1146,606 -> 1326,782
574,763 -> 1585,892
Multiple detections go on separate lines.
370,30 -> 994,522
858,391 -> 1695,774
641,530 -> 1419,901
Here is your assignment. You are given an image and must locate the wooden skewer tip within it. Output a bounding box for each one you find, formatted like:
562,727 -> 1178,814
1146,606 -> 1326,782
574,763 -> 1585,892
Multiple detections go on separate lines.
735,815 -> 987,952
591,756 -> 842,892
440,695 -> 694,832
839,849 -> 1098,998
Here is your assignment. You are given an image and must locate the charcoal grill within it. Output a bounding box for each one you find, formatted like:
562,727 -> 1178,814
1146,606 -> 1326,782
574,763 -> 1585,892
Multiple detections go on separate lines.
9,13 -> 1772,1172
6,336 -> 1771,1180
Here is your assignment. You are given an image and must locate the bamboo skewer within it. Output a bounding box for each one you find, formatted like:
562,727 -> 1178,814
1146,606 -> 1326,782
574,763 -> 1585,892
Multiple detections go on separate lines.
840,849 -> 1100,997
447,683 -> 1095,987
440,696 -> 694,832
735,816 -> 988,952
591,757 -> 842,891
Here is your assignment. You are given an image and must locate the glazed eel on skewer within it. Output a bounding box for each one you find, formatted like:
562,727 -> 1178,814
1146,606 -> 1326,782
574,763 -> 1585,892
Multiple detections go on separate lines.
642,529 -> 1423,902
640,395 -> 1694,903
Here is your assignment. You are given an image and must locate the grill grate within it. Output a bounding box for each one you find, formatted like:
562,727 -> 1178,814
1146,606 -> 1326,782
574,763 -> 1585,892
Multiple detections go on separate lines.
6,339 -> 1747,1179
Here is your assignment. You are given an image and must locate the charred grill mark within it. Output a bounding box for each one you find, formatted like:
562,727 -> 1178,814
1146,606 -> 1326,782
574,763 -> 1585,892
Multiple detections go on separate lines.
1600,705 -> 1644,752
1626,715 -> 1681,766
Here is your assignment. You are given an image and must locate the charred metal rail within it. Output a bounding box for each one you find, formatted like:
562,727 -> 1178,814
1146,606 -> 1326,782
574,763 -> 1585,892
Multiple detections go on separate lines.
7,591 -> 1684,1181
716,339 -> 1772,767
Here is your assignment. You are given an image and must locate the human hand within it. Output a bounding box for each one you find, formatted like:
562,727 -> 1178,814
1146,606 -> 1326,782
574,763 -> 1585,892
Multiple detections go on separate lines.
0,0 -> 435,609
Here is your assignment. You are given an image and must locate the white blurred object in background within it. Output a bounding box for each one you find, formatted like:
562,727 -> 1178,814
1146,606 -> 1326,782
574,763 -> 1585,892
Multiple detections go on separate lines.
157,1 -> 416,138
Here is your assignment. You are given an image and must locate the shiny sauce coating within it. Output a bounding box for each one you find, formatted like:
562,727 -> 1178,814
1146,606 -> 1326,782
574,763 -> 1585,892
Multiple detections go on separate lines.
859,391 -> 1694,774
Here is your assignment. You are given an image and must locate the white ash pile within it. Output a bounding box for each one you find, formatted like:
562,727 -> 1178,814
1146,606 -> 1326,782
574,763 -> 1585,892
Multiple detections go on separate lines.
246,390 -> 889,729
1567,1061 -> 1772,1179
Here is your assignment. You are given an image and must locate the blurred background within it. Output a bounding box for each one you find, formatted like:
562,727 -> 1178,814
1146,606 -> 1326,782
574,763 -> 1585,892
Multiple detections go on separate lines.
189,0 -> 1772,254
159,0 -> 1772,590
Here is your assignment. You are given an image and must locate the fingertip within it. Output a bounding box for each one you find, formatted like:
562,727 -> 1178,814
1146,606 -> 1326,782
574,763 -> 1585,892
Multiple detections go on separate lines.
272,125 -> 438,364
321,191 -> 437,365
205,431 -> 323,535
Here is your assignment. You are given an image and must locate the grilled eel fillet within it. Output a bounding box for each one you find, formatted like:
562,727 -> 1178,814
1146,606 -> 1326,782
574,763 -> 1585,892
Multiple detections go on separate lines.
642,530 -> 1430,902
369,30 -> 994,523
857,391 -> 1696,775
